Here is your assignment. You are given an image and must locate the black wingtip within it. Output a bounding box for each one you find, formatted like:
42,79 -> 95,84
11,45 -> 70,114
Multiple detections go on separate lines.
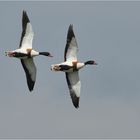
26,75 -> 35,92
22,10 -> 30,25
70,94 -> 80,109
72,97 -> 79,109
69,24 -> 73,30
28,82 -> 35,92
23,10 -> 26,14
67,24 -> 75,41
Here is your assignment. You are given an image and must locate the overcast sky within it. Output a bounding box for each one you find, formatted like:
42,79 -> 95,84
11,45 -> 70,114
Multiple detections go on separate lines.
0,1 -> 140,139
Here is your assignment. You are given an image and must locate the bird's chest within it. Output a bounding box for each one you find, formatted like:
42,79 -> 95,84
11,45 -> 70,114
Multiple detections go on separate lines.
72,61 -> 78,71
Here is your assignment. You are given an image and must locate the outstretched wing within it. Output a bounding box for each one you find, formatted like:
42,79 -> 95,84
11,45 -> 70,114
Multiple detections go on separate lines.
21,58 -> 36,91
19,10 -> 34,49
66,71 -> 81,108
64,24 -> 78,61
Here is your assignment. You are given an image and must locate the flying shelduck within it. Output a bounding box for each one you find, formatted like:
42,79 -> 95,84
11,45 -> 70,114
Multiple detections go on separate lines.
5,11 -> 53,91
51,24 -> 97,108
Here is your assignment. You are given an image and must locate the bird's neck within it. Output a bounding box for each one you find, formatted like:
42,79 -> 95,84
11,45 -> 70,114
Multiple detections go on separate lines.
39,52 -> 49,56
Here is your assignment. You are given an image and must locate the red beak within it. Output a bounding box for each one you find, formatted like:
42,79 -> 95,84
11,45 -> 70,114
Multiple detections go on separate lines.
48,54 -> 53,57
94,62 -> 98,65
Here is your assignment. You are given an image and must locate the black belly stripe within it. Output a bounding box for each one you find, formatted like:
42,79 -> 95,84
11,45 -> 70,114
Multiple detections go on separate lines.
13,52 -> 32,58
14,52 -> 29,58
59,65 -> 72,71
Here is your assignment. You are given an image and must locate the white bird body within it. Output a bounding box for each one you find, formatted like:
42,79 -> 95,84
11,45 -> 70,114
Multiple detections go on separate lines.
6,48 -> 39,59
51,24 -> 97,108
5,11 -> 52,91
51,61 -> 85,72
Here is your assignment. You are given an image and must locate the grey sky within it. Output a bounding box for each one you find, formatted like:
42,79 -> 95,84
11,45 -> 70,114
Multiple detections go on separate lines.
0,1 -> 140,138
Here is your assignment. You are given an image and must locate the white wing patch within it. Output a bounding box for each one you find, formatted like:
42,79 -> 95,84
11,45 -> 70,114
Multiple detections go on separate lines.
66,71 -> 81,97
21,23 -> 34,49
66,37 -> 78,61
71,81 -> 81,97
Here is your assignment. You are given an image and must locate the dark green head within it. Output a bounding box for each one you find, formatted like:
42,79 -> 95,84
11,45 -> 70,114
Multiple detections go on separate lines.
84,60 -> 97,65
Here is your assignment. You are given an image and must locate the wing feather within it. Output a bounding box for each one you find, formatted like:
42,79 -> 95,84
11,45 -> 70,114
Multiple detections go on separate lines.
21,58 -> 36,91
19,11 -> 34,49
64,25 -> 78,61
65,71 -> 81,108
